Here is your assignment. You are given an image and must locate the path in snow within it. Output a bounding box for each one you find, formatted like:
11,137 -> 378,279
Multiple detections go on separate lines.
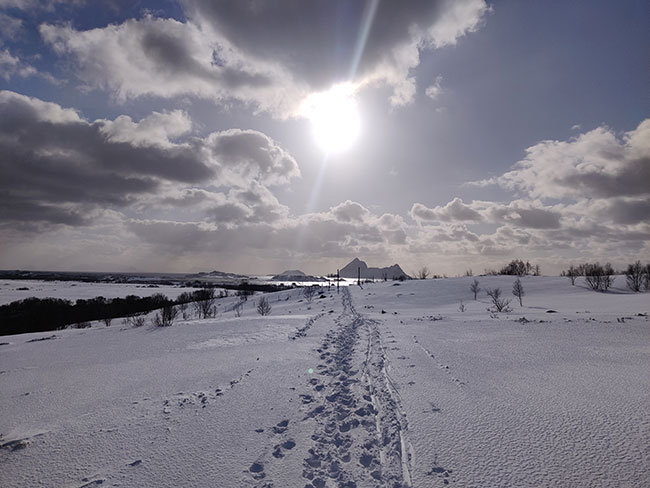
266,287 -> 414,488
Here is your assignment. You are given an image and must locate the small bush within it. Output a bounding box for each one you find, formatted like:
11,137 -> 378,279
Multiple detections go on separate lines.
303,286 -> 317,303
125,313 -> 147,327
153,305 -> 177,327
486,288 -> 511,312
256,296 -> 272,316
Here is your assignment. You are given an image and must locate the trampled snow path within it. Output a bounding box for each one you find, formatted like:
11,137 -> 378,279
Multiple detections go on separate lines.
292,288 -> 413,487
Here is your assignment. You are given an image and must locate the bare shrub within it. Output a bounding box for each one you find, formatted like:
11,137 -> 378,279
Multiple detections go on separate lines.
102,317 -> 112,327
153,304 -> 178,327
512,278 -> 525,306
458,300 -> 466,312
465,268 -> 473,277
486,288 -> 511,312
125,313 -> 147,327
417,266 -> 430,279
236,289 -> 254,302
177,301 -> 189,320
256,296 -> 272,316
303,286 -> 316,303
233,301 -> 243,317
644,264 -> 650,291
625,261 -> 644,292
470,279 -> 481,300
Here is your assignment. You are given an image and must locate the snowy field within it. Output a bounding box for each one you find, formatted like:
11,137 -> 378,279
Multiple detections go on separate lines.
0,279 -> 199,306
1,276 -> 648,487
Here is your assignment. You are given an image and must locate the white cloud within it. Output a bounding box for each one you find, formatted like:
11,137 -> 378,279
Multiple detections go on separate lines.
425,75 -> 443,101
0,48 -> 36,80
39,1 -> 489,116
473,120 -> 650,200
98,110 -> 192,147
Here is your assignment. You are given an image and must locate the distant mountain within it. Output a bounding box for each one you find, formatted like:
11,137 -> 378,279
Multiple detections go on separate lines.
339,258 -> 409,280
195,270 -> 249,280
271,270 -> 327,282
274,270 -> 306,277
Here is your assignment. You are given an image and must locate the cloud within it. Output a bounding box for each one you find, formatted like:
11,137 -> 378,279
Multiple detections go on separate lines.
425,75 -> 443,101
39,1 -> 489,116
0,90 -> 299,225
472,120 -> 650,201
410,197 -> 482,223
205,183 -> 289,225
98,110 -> 192,147
405,121 -> 650,272
0,0 -> 85,12
39,15 -> 302,116
0,48 -> 37,80
0,13 -> 23,42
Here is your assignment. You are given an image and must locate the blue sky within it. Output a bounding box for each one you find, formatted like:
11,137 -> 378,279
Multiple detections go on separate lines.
0,0 -> 648,275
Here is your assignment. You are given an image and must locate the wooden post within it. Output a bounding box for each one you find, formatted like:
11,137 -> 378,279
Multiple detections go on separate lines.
337,269 -> 339,294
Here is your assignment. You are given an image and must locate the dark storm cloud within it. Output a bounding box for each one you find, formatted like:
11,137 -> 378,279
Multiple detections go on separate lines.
604,198 -> 650,225
183,0 -> 447,86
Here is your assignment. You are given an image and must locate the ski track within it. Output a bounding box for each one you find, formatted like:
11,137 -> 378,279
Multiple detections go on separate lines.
259,288 -> 414,487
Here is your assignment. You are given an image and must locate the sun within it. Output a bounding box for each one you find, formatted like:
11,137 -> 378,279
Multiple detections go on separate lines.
301,84 -> 361,154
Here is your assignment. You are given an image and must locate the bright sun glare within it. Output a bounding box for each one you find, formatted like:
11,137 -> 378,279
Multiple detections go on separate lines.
302,84 -> 360,154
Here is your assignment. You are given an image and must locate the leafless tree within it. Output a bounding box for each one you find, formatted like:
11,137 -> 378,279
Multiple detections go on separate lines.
193,288 -> 216,319
512,278 -> 525,306
566,264 -> 580,285
470,279 -> 481,300
256,296 -> 272,316
458,300 -> 466,312
644,264 -> 650,291
102,317 -> 112,327
584,262 -> 614,292
625,261 -> 644,292
465,268 -> 473,277
486,288 -> 511,312
417,266 -> 430,280
233,301 -> 243,317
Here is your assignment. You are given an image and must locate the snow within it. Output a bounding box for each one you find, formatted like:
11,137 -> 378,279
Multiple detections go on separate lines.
1,276 -> 649,487
0,279 -> 199,306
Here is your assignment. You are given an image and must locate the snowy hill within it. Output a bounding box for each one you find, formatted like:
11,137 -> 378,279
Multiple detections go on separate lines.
339,257 -> 409,280
1,276 -> 648,487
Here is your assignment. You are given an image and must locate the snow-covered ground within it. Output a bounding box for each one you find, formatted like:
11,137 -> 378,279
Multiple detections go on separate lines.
0,280 -> 199,306
1,276 -> 648,487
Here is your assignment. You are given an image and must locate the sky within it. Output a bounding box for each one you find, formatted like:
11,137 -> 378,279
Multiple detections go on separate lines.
0,0 -> 648,276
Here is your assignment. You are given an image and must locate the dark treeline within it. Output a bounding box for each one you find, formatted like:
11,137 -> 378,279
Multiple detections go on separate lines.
1,282 -> 290,336
1,294 -> 173,336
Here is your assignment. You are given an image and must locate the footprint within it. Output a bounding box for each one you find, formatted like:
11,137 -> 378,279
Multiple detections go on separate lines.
249,462 -> 265,480
273,419 -> 289,434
